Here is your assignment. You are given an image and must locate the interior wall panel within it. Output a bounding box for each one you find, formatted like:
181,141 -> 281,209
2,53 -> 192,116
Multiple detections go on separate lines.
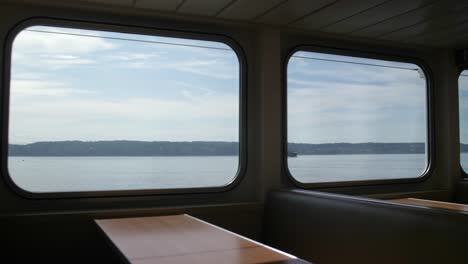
0,1 -> 259,215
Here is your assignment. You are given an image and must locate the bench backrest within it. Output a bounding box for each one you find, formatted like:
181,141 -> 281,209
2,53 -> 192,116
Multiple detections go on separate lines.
263,189 -> 468,264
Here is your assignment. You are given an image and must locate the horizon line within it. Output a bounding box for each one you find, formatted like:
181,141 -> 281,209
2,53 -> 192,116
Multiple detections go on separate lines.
8,140 -> 430,145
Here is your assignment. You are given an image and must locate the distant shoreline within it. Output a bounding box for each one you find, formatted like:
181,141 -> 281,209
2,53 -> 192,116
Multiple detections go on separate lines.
8,153 -> 431,158
6,140 -> 458,156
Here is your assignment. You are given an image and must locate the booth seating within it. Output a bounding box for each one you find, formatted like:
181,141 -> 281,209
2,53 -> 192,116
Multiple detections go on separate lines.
262,189 -> 468,264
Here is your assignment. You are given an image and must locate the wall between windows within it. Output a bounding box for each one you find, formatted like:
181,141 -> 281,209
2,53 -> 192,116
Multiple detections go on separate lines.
0,1 -> 459,217
278,34 -> 458,199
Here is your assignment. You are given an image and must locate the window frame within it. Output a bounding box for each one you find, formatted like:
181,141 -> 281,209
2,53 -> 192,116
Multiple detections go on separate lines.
282,45 -> 435,189
2,17 -> 248,199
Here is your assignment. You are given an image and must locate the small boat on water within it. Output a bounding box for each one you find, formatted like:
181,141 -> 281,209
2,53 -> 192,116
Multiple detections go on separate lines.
288,151 -> 298,157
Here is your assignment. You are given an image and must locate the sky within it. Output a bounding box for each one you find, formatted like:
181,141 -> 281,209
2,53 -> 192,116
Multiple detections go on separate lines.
10,25 -> 428,145
10,26 -> 239,144
288,51 -> 427,144
459,71 -> 468,144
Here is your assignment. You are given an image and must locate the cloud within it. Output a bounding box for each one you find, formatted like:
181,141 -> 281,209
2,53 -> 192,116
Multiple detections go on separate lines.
105,54 -> 238,79
287,65 -> 427,143
10,80 -> 96,96
8,25 -> 242,144
457,75 -> 468,143
105,53 -> 163,61
9,93 -> 239,143
287,56 -> 426,117
12,51 -> 97,70
12,27 -> 115,70
167,59 -> 238,79
96,48 -> 238,79
175,81 -> 214,96
288,80 -> 424,112
289,62 -> 423,86
14,95 -> 237,120
460,75 -> 468,92
102,52 -> 163,69
14,28 -> 115,54
39,54 -> 96,70
13,26 -> 240,80
10,72 -> 46,80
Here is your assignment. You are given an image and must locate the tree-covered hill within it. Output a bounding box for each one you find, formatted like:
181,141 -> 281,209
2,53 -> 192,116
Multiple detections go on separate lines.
8,141 -> 239,156
7,141 -> 459,156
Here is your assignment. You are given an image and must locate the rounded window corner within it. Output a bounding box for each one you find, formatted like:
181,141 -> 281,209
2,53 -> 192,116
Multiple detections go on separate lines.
283,47 -> 433,188
3,18 -> 246,199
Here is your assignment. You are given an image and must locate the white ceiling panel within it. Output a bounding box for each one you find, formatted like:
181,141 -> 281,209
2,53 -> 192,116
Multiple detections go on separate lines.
352,0 -> 468,38
135,0 -> 184,11
410,21 -> 468,46
217,0 -> 285,20
82,0 -> 133,6
177,0 -> 232,16
7,0 -> 468,48
255,0 -> 337,25
432,32 -> 468,48
380,6 -> 468,41
292,0 -> 387,30
321,0 -> 434,34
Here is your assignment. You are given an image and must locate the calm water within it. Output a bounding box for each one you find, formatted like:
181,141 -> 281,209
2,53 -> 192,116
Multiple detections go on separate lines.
9,153 -> 464,193
8,156 -> 239,193
288,154 -> 427,183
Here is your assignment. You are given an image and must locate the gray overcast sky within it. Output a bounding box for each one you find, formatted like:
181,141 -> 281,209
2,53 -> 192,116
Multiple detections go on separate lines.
288,52 -> 427,144
10,26 -> 239,144
459,72 -> 468,144
10,26 -> 428,144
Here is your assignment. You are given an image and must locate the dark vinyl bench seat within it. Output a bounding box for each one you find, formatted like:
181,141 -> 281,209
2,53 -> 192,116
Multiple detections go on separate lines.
262,189 -> 468,264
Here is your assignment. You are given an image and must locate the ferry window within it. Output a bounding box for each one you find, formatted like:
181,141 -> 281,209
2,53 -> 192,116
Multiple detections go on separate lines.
287,51 -> 428,184
8,25 -> 241,193
460,70 -> 468,173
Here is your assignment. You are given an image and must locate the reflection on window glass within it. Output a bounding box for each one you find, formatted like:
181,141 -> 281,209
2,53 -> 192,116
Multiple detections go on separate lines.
287,51 -> 428,183
8,25 -> 240,193
460,70 -> 468,172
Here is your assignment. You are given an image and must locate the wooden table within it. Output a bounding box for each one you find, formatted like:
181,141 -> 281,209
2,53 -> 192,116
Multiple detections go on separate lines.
391,198 -> 468,213
96,214 -> 306,264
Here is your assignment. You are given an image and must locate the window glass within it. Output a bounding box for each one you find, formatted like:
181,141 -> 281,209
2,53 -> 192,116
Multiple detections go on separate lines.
8,25 -> 240,193
460,70 -> 468,172
287,51 -> 428,183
